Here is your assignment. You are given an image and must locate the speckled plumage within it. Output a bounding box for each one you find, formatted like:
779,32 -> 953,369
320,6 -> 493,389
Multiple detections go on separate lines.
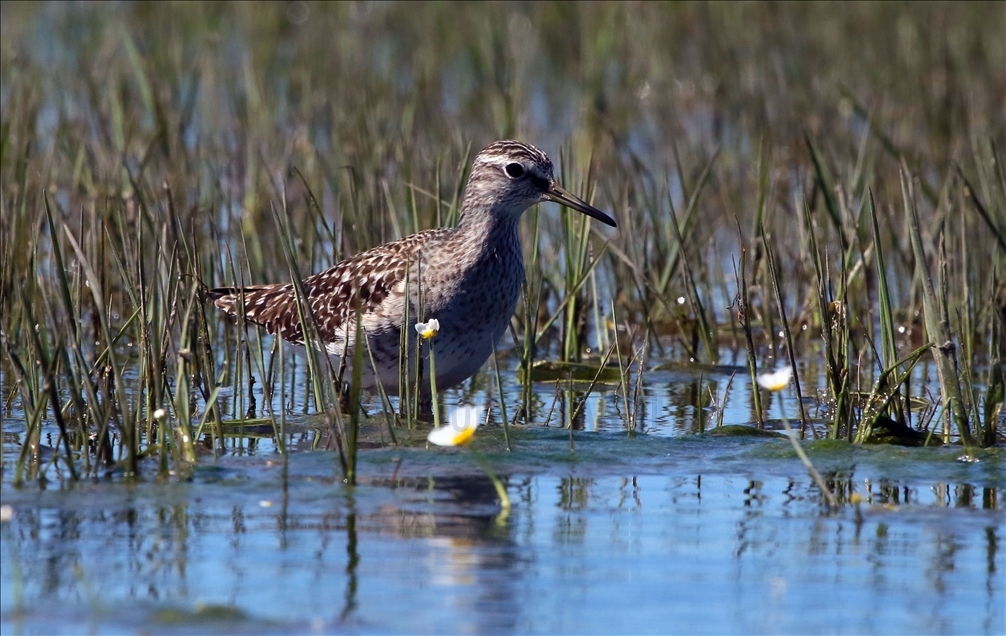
209,140 -> 616,396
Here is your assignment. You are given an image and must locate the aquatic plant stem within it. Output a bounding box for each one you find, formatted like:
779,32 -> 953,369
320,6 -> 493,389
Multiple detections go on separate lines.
428,339 -> 441,430
761,227 -> 811,436
901,164 -> 974,452
491,345 -> 512,451
470,448 -> 511,510
777,397 -> 838,508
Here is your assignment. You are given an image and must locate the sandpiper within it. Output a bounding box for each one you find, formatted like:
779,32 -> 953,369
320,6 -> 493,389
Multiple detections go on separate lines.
209,140 -> 616,397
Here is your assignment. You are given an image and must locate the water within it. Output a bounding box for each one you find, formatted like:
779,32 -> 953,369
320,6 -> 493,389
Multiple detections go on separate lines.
2,326 -> 1003,634
2,418 -> 1003,634
2,4 -> 1002,631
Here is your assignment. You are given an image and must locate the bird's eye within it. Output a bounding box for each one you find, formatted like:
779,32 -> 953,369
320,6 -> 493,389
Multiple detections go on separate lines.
504,163 -> 525,179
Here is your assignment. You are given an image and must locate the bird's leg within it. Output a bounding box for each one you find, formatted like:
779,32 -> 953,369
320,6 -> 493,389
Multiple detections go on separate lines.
417,393 -> 435,422
338,382 -> 352,415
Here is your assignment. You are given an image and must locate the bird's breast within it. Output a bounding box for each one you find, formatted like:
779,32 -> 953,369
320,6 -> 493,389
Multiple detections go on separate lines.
413,227 -> 523,382
428,228 -> 523,326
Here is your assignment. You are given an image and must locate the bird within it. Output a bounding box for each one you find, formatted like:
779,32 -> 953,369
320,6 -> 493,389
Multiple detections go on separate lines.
208,140 -> 616,401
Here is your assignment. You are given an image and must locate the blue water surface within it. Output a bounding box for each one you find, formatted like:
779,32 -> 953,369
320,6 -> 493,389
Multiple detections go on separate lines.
2,427 -> 1002,635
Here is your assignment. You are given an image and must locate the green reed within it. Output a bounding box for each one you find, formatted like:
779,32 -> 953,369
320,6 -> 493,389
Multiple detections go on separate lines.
1,1 -> 1002,485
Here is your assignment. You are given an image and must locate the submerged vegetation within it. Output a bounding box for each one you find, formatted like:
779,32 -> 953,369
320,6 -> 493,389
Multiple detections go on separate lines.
1,2 -> 1003,484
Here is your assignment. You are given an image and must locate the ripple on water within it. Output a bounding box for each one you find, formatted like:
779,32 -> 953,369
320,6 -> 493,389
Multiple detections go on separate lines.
1,432 -> 1002,635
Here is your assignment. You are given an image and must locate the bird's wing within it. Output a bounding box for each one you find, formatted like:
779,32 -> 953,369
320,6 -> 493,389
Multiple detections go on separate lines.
209,228 -> 449,346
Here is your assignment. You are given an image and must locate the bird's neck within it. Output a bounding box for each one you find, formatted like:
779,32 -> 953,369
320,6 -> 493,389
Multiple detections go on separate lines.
449,206 -> 524,277
456,205 -> 521,244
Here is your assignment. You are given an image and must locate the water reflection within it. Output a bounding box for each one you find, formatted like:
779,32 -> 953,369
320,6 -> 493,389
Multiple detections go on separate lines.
2,440 -> 1003,634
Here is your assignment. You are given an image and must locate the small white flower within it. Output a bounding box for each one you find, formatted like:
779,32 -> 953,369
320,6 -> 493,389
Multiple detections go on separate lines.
756,365 -> 794,392
428,405 -> 484,447
415,318 -> 440,340
153,408 -> 166,421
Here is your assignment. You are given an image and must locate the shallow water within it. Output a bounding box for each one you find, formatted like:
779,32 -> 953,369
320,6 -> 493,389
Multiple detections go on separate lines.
3,2 -> 1003,633
2,420 -> 1003,634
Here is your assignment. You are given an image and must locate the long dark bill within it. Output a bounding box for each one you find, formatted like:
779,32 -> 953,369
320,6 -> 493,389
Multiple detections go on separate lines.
545,183 -> 617,227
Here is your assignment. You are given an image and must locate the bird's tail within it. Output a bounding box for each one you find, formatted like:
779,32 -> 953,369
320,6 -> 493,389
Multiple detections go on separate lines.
205,286 -> 246,314
207,284 -> 290,324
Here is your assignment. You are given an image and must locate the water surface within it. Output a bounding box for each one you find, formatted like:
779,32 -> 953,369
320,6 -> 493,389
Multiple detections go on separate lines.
2,423 -> 1002,634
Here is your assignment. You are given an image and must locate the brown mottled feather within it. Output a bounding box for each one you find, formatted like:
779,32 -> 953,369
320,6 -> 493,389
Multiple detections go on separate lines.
209,228 -> 449,345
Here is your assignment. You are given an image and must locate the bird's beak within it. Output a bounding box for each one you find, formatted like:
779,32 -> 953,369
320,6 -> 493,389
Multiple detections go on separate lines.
545,183 -> 617,227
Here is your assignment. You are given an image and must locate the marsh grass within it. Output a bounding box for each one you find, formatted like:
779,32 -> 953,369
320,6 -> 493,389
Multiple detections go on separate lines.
1,2 -> 1003,482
